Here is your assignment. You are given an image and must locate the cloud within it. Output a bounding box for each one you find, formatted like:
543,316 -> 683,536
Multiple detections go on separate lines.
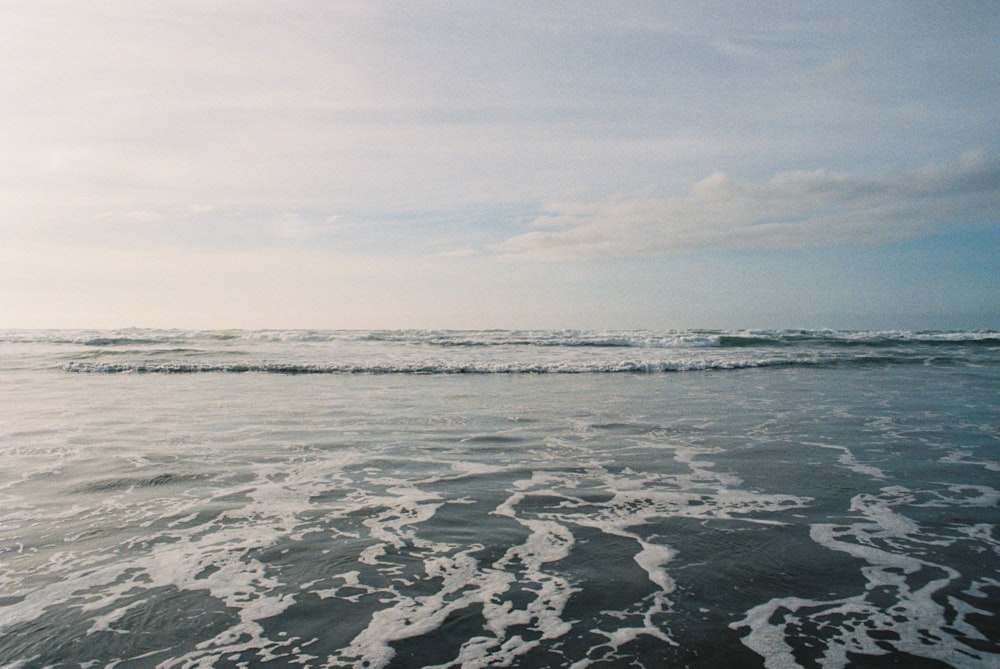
437,248 -> 478,258
498,152 -> 1000,260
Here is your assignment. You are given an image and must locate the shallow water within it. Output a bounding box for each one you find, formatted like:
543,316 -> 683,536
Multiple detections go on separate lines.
1,331 -> 998,667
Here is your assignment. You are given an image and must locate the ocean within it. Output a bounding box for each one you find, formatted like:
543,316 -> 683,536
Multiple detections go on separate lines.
1,329 -> 998,668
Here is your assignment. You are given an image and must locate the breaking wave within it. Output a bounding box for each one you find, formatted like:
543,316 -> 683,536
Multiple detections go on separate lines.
62,356 -> 931,375
1,328 -> 994,376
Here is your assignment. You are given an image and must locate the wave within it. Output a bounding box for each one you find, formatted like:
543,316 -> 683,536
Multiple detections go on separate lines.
63,355 -> 938,375
63,361 -> 793,374
2,328 -> 993,378
717,331 -> 1000,348
5,328 -> 1000,349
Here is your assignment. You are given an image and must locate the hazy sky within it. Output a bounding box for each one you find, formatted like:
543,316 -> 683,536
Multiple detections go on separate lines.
2,1 -> 998,329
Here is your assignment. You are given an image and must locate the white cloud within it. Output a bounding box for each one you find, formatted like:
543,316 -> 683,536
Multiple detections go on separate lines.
498,153 -> 1000,260
437,248 -> 478,258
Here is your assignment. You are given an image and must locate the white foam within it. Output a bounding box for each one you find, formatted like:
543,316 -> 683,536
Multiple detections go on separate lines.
805,441 -> 887,479
572,594 -> 676,669
914,484 -> 1000,508
325,515 -> 583,669
939,449 -> 1000,472
487,449 -> 813,665
964,576 -> 1000,599
634,541 -> 677,594
0,448 -> 387,666
448,461 -> 506,476
734,486 -> 1000,668
331,548 -> 491,668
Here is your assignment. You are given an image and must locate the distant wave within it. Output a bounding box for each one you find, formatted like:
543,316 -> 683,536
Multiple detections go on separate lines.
716,331 -> 1000,348
5,328 -> 999,349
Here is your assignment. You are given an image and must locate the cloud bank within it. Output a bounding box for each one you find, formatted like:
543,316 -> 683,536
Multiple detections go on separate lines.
500,151 -> 1000,260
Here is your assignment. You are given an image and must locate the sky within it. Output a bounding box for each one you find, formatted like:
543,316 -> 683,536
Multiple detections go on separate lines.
1,1 -> 998,330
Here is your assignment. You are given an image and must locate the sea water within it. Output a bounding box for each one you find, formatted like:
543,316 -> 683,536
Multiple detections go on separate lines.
0,330 -> 997,668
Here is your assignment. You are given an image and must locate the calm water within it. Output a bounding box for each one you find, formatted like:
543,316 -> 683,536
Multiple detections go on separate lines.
1,330 -> 998,668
